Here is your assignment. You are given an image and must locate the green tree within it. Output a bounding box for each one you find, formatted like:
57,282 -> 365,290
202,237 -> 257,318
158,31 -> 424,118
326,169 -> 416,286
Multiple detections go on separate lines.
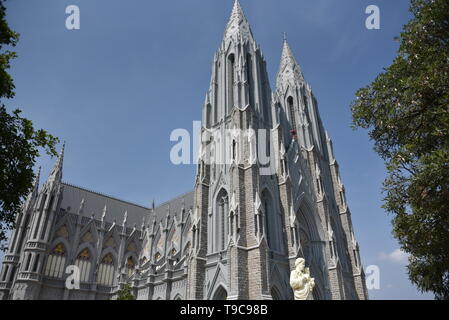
116,284 -> 135,300
0,0 -> 58,250
351,0 -> 449,299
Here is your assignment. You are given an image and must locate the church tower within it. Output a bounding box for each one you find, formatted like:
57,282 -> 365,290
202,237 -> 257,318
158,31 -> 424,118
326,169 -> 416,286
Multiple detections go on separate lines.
187,0 -> 279,300
274,38 -> 368,300
0,145 -> 65,300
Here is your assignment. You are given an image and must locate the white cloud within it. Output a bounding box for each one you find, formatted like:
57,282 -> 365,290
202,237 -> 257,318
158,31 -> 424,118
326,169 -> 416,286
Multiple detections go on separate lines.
379,249 -> 409,264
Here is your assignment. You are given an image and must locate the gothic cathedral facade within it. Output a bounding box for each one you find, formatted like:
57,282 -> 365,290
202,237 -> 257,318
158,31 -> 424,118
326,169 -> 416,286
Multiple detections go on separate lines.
0,1 -> 368,300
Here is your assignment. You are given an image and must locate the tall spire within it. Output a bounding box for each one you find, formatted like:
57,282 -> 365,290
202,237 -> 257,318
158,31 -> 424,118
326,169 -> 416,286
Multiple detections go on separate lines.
48,142 -> 65,183
224,0 -> 253,44
276,38 -> 304,90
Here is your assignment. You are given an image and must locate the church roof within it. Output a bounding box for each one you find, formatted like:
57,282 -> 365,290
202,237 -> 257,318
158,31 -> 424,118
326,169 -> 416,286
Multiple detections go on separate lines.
152,190 -> 194,222
60,182 -> 151,227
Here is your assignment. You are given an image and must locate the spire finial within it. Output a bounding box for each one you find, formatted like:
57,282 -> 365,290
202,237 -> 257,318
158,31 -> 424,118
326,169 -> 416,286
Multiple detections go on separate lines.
123,210 -> 128,225
78,198 -> 85,215
283,32 -> 287,42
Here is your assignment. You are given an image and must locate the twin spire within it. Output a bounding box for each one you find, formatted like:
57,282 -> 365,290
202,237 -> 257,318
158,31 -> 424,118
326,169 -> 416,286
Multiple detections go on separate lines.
276,37 -> 305,90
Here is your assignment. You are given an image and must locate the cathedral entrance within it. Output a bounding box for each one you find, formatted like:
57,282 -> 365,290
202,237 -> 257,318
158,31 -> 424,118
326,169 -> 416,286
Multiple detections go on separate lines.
212,286 -> 228,300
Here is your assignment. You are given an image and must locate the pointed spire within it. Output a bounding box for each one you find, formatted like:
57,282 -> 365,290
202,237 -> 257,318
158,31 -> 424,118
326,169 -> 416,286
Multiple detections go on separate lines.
224,0 -> 253,44
276,38 -> 304,90
31,166 -> 41,195
123,211 -> 128,226
35,166 -> 41,188
141,216 -> 145,231
101,205 -> 107,221
48,142 -> 65,183
78,198 -> 85,215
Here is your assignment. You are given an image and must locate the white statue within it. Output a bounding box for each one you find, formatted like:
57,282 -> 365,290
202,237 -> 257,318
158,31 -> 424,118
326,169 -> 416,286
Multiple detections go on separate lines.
290,258 -> 315,300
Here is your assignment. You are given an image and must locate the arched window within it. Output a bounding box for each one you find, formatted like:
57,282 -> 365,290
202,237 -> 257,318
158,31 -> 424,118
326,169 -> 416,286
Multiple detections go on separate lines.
287,96 -> 296,129
262,190 -> 280,251
227,54 -> 235,115
15,213 -> 31,254
44,243 -> 66,279
97,253 -> 115,286
206,103 -> 212,128
2,265 -> 9,281
246,53 -> 254,107
213,189 -> 228,252
32,254 -> 40,272
24,253 -> 32,271
75,248 -> 92,282
232,140 -> 236,161
33,194 -> 47,239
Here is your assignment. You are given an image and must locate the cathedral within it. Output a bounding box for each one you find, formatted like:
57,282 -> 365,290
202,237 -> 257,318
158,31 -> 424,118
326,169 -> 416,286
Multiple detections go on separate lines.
0,1 -> 368,300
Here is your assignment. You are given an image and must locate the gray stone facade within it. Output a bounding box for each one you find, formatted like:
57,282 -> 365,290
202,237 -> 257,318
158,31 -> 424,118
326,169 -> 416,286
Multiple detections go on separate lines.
0,0 -> 368,300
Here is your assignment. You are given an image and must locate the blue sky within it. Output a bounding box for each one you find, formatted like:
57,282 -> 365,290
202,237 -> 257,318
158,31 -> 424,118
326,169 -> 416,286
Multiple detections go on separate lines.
1,0 -> 433,299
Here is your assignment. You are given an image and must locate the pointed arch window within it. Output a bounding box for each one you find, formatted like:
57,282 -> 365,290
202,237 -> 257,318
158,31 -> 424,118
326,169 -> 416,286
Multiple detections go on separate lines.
287,96 -> 296,129
246,53 -> 254,107
227,54 -> 235,114
32,254 -> 40,272
75,248 -> 92,282
44,243 -> 66,279
97,253 -> 115,286
2,265 -> 9,281
262,190 -> 281,252
212,189 -> 229,253
206,103 -> 212,128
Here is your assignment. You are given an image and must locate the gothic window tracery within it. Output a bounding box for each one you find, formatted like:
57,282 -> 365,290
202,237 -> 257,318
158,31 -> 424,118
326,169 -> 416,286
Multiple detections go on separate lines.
44,243 -> 66,279
75,248 -> 92,282
97,253 -> 115,286
287,96 -> 296,129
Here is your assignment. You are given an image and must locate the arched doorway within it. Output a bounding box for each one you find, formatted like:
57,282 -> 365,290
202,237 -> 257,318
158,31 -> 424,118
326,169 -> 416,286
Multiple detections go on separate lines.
212,286 -> 228,300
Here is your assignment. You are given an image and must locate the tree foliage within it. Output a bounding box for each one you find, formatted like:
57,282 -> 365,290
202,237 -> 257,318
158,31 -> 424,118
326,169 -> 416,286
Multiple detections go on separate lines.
0,0 -> 58,250
351,0 -> 449,299
116,284 -> 135,300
